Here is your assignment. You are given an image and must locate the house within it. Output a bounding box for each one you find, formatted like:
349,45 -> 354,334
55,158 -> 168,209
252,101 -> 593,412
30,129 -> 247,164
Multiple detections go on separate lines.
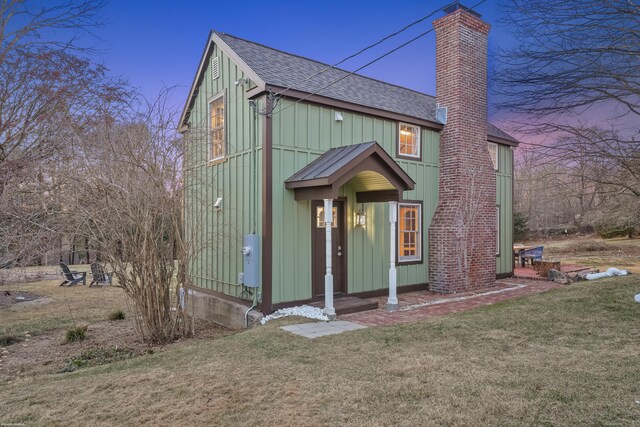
179,4 -> 518,328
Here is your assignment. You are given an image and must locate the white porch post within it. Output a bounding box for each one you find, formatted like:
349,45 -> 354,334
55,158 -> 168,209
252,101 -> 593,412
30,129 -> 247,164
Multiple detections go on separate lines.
386,201 -> 399,311
323,198 -> 336,320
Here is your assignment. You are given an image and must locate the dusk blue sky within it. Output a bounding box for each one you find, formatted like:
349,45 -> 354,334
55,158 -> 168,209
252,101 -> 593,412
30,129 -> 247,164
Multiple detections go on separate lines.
96,0 -> 514,118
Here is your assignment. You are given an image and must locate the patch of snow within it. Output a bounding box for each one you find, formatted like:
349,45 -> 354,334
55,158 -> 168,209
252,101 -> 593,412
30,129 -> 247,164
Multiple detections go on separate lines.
260,305 -> 328,325
399,284 -> 528,312
586,267 -> 628,281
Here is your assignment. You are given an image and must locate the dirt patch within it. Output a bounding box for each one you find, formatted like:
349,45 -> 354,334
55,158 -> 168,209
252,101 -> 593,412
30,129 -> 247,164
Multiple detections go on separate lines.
0,290 -> 42,307
0,318 -> 235,381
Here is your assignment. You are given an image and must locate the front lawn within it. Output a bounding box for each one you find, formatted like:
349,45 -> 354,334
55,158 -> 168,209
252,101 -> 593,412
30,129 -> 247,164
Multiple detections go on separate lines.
1,275 -> 639,425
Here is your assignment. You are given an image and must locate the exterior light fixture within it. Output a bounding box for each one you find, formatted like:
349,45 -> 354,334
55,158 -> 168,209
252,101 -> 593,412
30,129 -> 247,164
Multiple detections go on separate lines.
355,206 -> 366,227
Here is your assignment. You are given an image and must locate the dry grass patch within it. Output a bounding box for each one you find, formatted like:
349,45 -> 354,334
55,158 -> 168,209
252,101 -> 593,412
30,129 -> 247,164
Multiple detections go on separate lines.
0,277 -> 127,337
2,276 -> 640,425
0,277 -> 233,382
535,237 -> 640,273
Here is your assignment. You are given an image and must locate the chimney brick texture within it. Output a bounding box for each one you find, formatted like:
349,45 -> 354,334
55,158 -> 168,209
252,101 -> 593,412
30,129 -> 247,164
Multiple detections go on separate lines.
428,9 -> 496,293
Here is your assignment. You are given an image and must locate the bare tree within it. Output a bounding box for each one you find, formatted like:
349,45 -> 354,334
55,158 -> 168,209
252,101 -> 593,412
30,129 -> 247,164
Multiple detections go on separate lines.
55,92 -> 195,343
0,0 -> 105,63
496,0 -> 640,234
0,0 -> 120,196
495,0 -> 639,121
0,48 -> 130,186
0,2 -> 202,342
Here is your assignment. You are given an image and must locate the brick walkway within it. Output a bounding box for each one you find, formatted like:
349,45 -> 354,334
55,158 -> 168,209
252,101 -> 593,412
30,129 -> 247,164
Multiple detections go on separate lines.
340,278 -> 563,327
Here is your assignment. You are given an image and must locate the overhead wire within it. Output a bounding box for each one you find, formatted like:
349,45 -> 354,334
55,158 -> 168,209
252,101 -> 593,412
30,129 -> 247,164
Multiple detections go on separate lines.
270,0 -> 460,99
267,0 -> 487,117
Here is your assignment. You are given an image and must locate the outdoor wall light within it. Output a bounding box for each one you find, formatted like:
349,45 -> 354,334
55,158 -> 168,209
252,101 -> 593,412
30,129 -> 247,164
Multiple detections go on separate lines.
214,197 -> 223,211
355,206 -> 367,227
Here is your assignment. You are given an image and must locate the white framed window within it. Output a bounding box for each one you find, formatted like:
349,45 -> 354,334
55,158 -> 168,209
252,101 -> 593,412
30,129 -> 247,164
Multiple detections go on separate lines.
208,93 -> 225,162
398,123 -> 421,159
488,142 -> 498,171
398,202 -> 422,263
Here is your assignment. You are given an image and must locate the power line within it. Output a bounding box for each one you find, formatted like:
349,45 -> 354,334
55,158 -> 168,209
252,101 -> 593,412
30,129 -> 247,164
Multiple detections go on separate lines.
269,0 -> 487,117
271,0 -> 460,99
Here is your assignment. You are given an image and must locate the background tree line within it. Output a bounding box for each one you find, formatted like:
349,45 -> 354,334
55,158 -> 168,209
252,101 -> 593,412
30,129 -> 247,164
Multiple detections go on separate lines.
495,0 -> 639,239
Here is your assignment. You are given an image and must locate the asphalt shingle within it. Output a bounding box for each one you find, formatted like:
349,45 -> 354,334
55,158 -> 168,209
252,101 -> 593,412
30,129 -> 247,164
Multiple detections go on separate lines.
217,32 -> 518,144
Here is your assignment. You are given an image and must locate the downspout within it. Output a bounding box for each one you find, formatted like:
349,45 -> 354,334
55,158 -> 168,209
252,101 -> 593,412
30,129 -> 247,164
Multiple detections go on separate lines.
252,98 -> 259,234
244,97 -> 260,328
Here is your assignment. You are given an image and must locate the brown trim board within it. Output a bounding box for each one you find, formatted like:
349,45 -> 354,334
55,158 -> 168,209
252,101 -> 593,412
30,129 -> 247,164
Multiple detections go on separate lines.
262,85 -> 444,132
356,189 -> 401,203
254,85 -> 520,146
488,134 -> 519,147
261,95 -> 273,314
496,272 -> 513,279
511,147 -> 516,273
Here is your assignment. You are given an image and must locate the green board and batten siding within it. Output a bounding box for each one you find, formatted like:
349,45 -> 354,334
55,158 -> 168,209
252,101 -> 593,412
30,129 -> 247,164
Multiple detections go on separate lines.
496,144 -> 514,275
184,44 -> 263,299
184,47 -> 514,306
270,100 -> 440,304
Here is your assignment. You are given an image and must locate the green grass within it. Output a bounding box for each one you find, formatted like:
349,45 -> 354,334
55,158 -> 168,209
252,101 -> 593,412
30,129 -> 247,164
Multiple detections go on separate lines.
108,309 -> 126,321
64,325 -> 88,343
1,275 -> 639,425
0,333 -> 21,346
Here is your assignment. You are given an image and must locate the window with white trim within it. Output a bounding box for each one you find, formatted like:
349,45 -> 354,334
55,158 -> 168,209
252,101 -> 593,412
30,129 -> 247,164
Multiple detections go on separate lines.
209,94 -> 225,162
398,123 -> 421,159
398,202 -> 422,262
488,142 -> 498,171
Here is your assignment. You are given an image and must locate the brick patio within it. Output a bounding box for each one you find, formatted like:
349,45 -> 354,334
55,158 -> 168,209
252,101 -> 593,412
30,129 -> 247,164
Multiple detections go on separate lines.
513,264 -> 591,280
340,278 -> 564,327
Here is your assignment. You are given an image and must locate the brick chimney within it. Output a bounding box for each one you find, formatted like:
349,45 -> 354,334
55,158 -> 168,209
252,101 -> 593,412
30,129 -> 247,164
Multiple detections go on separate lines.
428,4 -> 496,293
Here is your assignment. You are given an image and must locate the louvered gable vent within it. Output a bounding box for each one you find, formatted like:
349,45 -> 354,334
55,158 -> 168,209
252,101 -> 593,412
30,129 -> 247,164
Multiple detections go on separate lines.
211,56 -> 220,80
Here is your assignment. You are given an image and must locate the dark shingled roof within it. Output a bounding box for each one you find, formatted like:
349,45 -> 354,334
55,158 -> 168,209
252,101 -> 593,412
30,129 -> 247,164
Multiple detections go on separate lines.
217,32 -> 518,144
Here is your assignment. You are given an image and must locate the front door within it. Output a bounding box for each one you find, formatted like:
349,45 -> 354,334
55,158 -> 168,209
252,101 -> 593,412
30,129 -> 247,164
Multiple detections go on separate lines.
311,200 -> 346,297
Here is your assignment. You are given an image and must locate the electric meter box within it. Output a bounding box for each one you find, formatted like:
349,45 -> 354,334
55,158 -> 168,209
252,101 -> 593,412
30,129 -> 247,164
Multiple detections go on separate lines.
241,234 -> 260,288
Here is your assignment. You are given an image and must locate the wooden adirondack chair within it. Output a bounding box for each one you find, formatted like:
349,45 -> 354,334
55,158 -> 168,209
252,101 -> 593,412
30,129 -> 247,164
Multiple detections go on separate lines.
520,246 -> 544,268
89,262 -> 113,287
59,263 -> 87,286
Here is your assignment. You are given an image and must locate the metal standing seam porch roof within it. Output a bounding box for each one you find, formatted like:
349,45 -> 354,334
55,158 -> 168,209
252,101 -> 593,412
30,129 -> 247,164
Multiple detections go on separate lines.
285,142 -> 415,202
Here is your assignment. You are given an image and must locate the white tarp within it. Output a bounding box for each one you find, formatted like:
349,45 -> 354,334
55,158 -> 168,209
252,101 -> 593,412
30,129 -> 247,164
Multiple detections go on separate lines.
585,267 -> 629,281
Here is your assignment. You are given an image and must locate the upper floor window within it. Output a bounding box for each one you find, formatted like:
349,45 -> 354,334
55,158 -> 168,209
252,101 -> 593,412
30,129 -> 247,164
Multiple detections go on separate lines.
209,93 -> 225,162
398,123 -> 421,159
488,142 -> 498,171
398,202 -> 422,263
